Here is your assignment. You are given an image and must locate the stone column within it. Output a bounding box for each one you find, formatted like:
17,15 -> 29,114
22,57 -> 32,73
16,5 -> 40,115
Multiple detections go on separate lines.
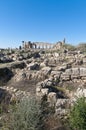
24,42 -> 26,49
45,44 -> 47,49
34,44 -> 37,49
22,41 -> 25,49
42,44 -> 44,49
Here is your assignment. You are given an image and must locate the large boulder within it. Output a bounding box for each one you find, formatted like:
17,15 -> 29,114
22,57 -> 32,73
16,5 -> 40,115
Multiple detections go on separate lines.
27,62 -> 40,70
75,59 -> 83,65
61,69 -> 72,81
33,52 -> 40,58
75,88 -> 86,97
55,99 -> 70,109
36,84 -> 49,97
0,56 -> 13,63
41,88 -> 49,96
71,68 -> 80,78
55,99 -> 70,117
83,58 -> 86,63
53,52 -> 59,58
51,71 -> 61,77
40,62 -> 46,68
61,73 -> 70,81
58,64 -> 68,71
41,67 -> 52,75
80,68 -> 86,77
47,92 -> 57,106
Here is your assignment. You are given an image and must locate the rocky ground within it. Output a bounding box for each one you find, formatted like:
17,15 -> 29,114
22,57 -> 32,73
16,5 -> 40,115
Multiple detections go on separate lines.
0,44 -> 86,121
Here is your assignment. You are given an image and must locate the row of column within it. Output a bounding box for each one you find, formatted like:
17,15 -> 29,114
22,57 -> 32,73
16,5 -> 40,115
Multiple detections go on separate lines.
22,41 -> 54,49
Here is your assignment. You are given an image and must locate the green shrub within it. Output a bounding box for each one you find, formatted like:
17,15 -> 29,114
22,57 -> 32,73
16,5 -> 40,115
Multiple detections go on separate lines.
63,43 -> 75,51
4,97 -> 42,130
69,97 -> 86,130
0,105 -> 3,114
77,43 -> 86,53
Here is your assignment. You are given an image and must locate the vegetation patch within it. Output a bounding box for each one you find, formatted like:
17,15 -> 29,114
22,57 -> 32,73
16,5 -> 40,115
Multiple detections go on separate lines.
69,97 -> 86,130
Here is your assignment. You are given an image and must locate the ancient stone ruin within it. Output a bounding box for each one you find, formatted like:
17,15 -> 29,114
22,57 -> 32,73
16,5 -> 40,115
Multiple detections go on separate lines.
2,38 -> 86,130
21,39 -> 65,49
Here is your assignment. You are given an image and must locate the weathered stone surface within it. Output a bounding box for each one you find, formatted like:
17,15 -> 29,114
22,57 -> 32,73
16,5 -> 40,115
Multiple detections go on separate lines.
36,87 -> 49,97
41,88 -> 49,95
80,68 -> 86,77
41,66 -> 52,75
61,69 -> 71,81
55,99 -> 71,116
1,44 -> 86,120
43,79 -> 53,87
61,73 -> 71,81
55,99 -> 69,109
65,69 -> 72,75
75,88 -> 86,97
51,71 -> 61,76
55,108 -> 68,117
18,56 -> 23,61
53,52 -> 59,57
36,87 -> 41,93
58,64 -> 67,71
71,68 -> 80,78
75,59 -> 83,65
83,58 -> 86,63
40,62 -> 46,68
47,92 -> 57,106
27,62 -> 40,70
32,52 -> 40,58
0,56 -> 13,63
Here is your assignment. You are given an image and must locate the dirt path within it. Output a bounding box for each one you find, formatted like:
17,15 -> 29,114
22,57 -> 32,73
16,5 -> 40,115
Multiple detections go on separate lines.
7,79 -> 40,94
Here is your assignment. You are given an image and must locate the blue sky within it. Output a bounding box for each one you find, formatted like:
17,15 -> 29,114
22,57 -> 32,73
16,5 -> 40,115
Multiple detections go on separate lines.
0,0 -> 86,48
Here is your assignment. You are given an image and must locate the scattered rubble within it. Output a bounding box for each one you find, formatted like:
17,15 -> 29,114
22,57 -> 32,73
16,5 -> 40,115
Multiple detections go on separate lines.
0,42 -> 86,118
